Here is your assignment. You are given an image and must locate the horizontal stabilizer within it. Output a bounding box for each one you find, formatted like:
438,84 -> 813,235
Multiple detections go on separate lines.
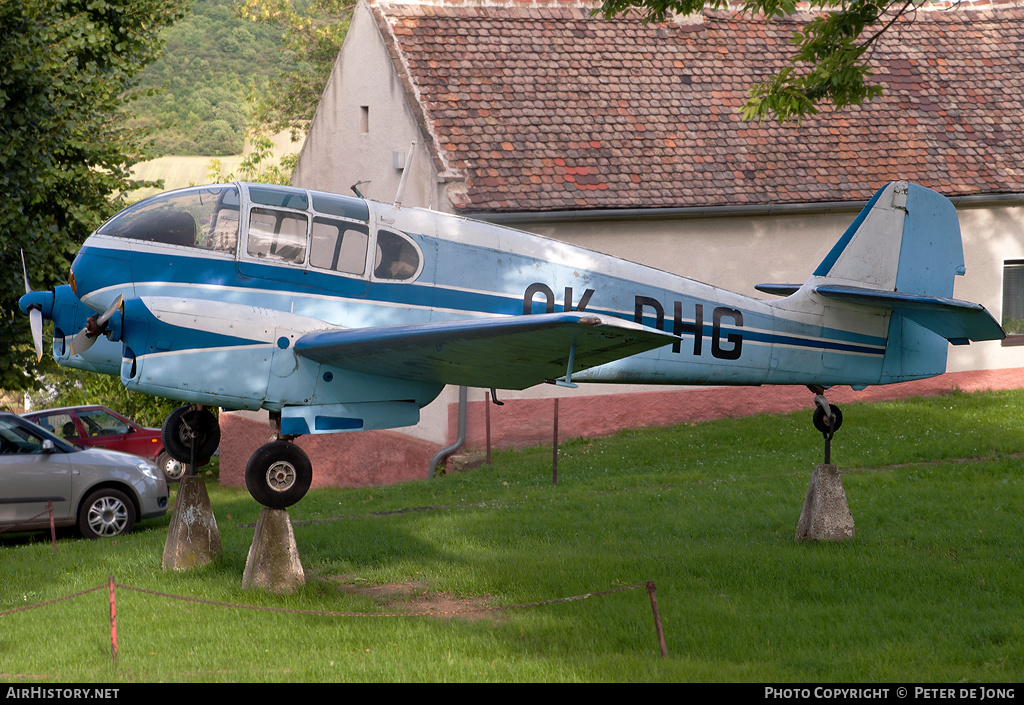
755,283 -> 800,297
294,312 -> 678,390
815,285 -> 1005,344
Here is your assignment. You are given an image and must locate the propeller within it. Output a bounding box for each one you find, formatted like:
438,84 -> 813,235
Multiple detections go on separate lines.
20,250 -> 44,363
68,294 -> 123,356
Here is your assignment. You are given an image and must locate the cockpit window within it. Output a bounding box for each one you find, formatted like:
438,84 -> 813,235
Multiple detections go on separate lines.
247,207 -> 308,264
311,192 -> 369,221
97,185 -> 240,254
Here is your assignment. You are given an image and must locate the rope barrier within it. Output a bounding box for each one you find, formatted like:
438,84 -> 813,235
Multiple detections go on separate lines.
0,577 -> 668,659
0,584 -> 105,618
0,501 -> 57,551
118,579 -> 649,618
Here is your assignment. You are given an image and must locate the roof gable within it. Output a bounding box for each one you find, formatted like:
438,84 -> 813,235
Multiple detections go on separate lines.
370,0 -> 1024,212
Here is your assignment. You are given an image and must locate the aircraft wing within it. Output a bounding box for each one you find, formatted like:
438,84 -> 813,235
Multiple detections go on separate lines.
814,285 -> 1005,344
293,312 -> 678,390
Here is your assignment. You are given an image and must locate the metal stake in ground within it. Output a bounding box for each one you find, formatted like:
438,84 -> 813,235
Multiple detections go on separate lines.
552,398 -> 559,486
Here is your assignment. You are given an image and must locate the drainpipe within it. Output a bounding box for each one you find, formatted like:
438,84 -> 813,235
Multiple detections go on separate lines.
429,386 -> 467,479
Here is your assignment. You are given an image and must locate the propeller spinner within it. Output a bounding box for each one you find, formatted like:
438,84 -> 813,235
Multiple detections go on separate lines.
68,294 -> 124,356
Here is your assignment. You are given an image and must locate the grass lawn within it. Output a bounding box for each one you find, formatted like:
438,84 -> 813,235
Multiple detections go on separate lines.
1,388 -> 1022,682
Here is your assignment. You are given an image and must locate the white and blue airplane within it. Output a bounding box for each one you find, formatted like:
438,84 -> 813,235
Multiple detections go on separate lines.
19,180 -> 1004,508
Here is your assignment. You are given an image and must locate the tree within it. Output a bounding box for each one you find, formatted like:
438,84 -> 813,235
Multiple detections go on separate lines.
26,369 -> 182,429
597,0 -> 929,123
0,0 -> 188,391
235,0 -> 353,140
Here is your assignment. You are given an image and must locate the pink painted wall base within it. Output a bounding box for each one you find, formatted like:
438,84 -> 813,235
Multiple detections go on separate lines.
218,367 -> 1024,490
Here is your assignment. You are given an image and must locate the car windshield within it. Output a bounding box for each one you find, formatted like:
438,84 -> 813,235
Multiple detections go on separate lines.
0,416 -> 79,454
78,408 -> 130,437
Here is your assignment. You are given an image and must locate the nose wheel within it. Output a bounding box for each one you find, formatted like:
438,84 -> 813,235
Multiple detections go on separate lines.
162,405 -> 220,468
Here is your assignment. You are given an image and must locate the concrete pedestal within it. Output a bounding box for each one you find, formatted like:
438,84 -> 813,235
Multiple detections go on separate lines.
796,463 -> 855,541
162,476 -> 223,570
242,507 -> 305,593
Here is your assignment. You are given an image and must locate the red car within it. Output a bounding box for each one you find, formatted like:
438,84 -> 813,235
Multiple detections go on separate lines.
21,405 -> 185,483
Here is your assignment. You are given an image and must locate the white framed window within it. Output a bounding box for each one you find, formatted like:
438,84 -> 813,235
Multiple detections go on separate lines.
1002,259 -> 1024,343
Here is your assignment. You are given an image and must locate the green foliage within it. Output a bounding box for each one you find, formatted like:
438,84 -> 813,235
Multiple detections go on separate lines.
597,0 -> 923,123
237,0 -> 353,139
129,0 -> 289,155
207,131 -> 298,184
0,0 -> 188,392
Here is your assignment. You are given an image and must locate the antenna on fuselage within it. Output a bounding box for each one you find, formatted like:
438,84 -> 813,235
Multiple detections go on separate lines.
393,141 -> 416,210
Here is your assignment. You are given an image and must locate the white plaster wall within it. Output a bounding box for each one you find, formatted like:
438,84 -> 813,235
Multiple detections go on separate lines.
292,1 -> 442,209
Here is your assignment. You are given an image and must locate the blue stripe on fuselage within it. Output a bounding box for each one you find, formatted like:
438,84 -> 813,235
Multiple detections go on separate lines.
76,241 -> 886,362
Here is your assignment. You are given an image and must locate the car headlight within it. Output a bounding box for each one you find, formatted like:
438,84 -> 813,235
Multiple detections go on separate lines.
136,461 -> 159,481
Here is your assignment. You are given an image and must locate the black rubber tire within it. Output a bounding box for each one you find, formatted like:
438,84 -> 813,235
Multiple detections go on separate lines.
162,406 -> 220,465
157,451 -> 187,483
813,404 -> 843,435
245,441 -> 313,509
78,488 -> 136,539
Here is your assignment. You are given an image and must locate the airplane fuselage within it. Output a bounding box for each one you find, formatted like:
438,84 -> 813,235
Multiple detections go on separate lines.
58,183 -> 897,422
59,184 -> 903,411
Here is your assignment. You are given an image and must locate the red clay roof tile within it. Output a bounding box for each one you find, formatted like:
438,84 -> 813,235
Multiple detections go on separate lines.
370,0 -> 1024,213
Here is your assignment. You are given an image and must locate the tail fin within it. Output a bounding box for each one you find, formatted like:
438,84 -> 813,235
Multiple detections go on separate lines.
813,181 -> 962,298
764,181 -> 1003,383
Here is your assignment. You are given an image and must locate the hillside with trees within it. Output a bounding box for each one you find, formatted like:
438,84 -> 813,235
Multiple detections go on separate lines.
128,0 -> 288,156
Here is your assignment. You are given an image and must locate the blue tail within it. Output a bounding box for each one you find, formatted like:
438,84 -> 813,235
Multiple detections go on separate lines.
762,182 -> 1003,384
812,182 -> 1002,382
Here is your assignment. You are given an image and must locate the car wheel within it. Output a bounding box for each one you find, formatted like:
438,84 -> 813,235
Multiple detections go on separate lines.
78,488 -> 136,539
157,451 -> 187,483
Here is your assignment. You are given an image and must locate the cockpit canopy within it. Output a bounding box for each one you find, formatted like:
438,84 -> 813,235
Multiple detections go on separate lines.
95,183 -> 422,281
98,184 -> 241,253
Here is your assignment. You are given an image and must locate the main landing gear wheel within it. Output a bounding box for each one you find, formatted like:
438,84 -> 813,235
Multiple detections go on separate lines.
162,405 -> 220,466
245,441 -> 313,509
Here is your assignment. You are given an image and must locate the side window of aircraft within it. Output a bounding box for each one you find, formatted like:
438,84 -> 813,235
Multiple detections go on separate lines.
311,192 -> 369,222
373,230 -> 421,281
97,185 -> 240,254
247,207 -> 309,265
310,218 -> 369,276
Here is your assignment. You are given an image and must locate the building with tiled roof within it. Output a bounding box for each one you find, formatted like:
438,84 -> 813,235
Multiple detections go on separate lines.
219,0 -> 1024,490
297,0 -> 1024,213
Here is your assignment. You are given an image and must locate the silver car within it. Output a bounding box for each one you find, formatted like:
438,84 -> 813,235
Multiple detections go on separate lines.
0,413 -> 168,539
